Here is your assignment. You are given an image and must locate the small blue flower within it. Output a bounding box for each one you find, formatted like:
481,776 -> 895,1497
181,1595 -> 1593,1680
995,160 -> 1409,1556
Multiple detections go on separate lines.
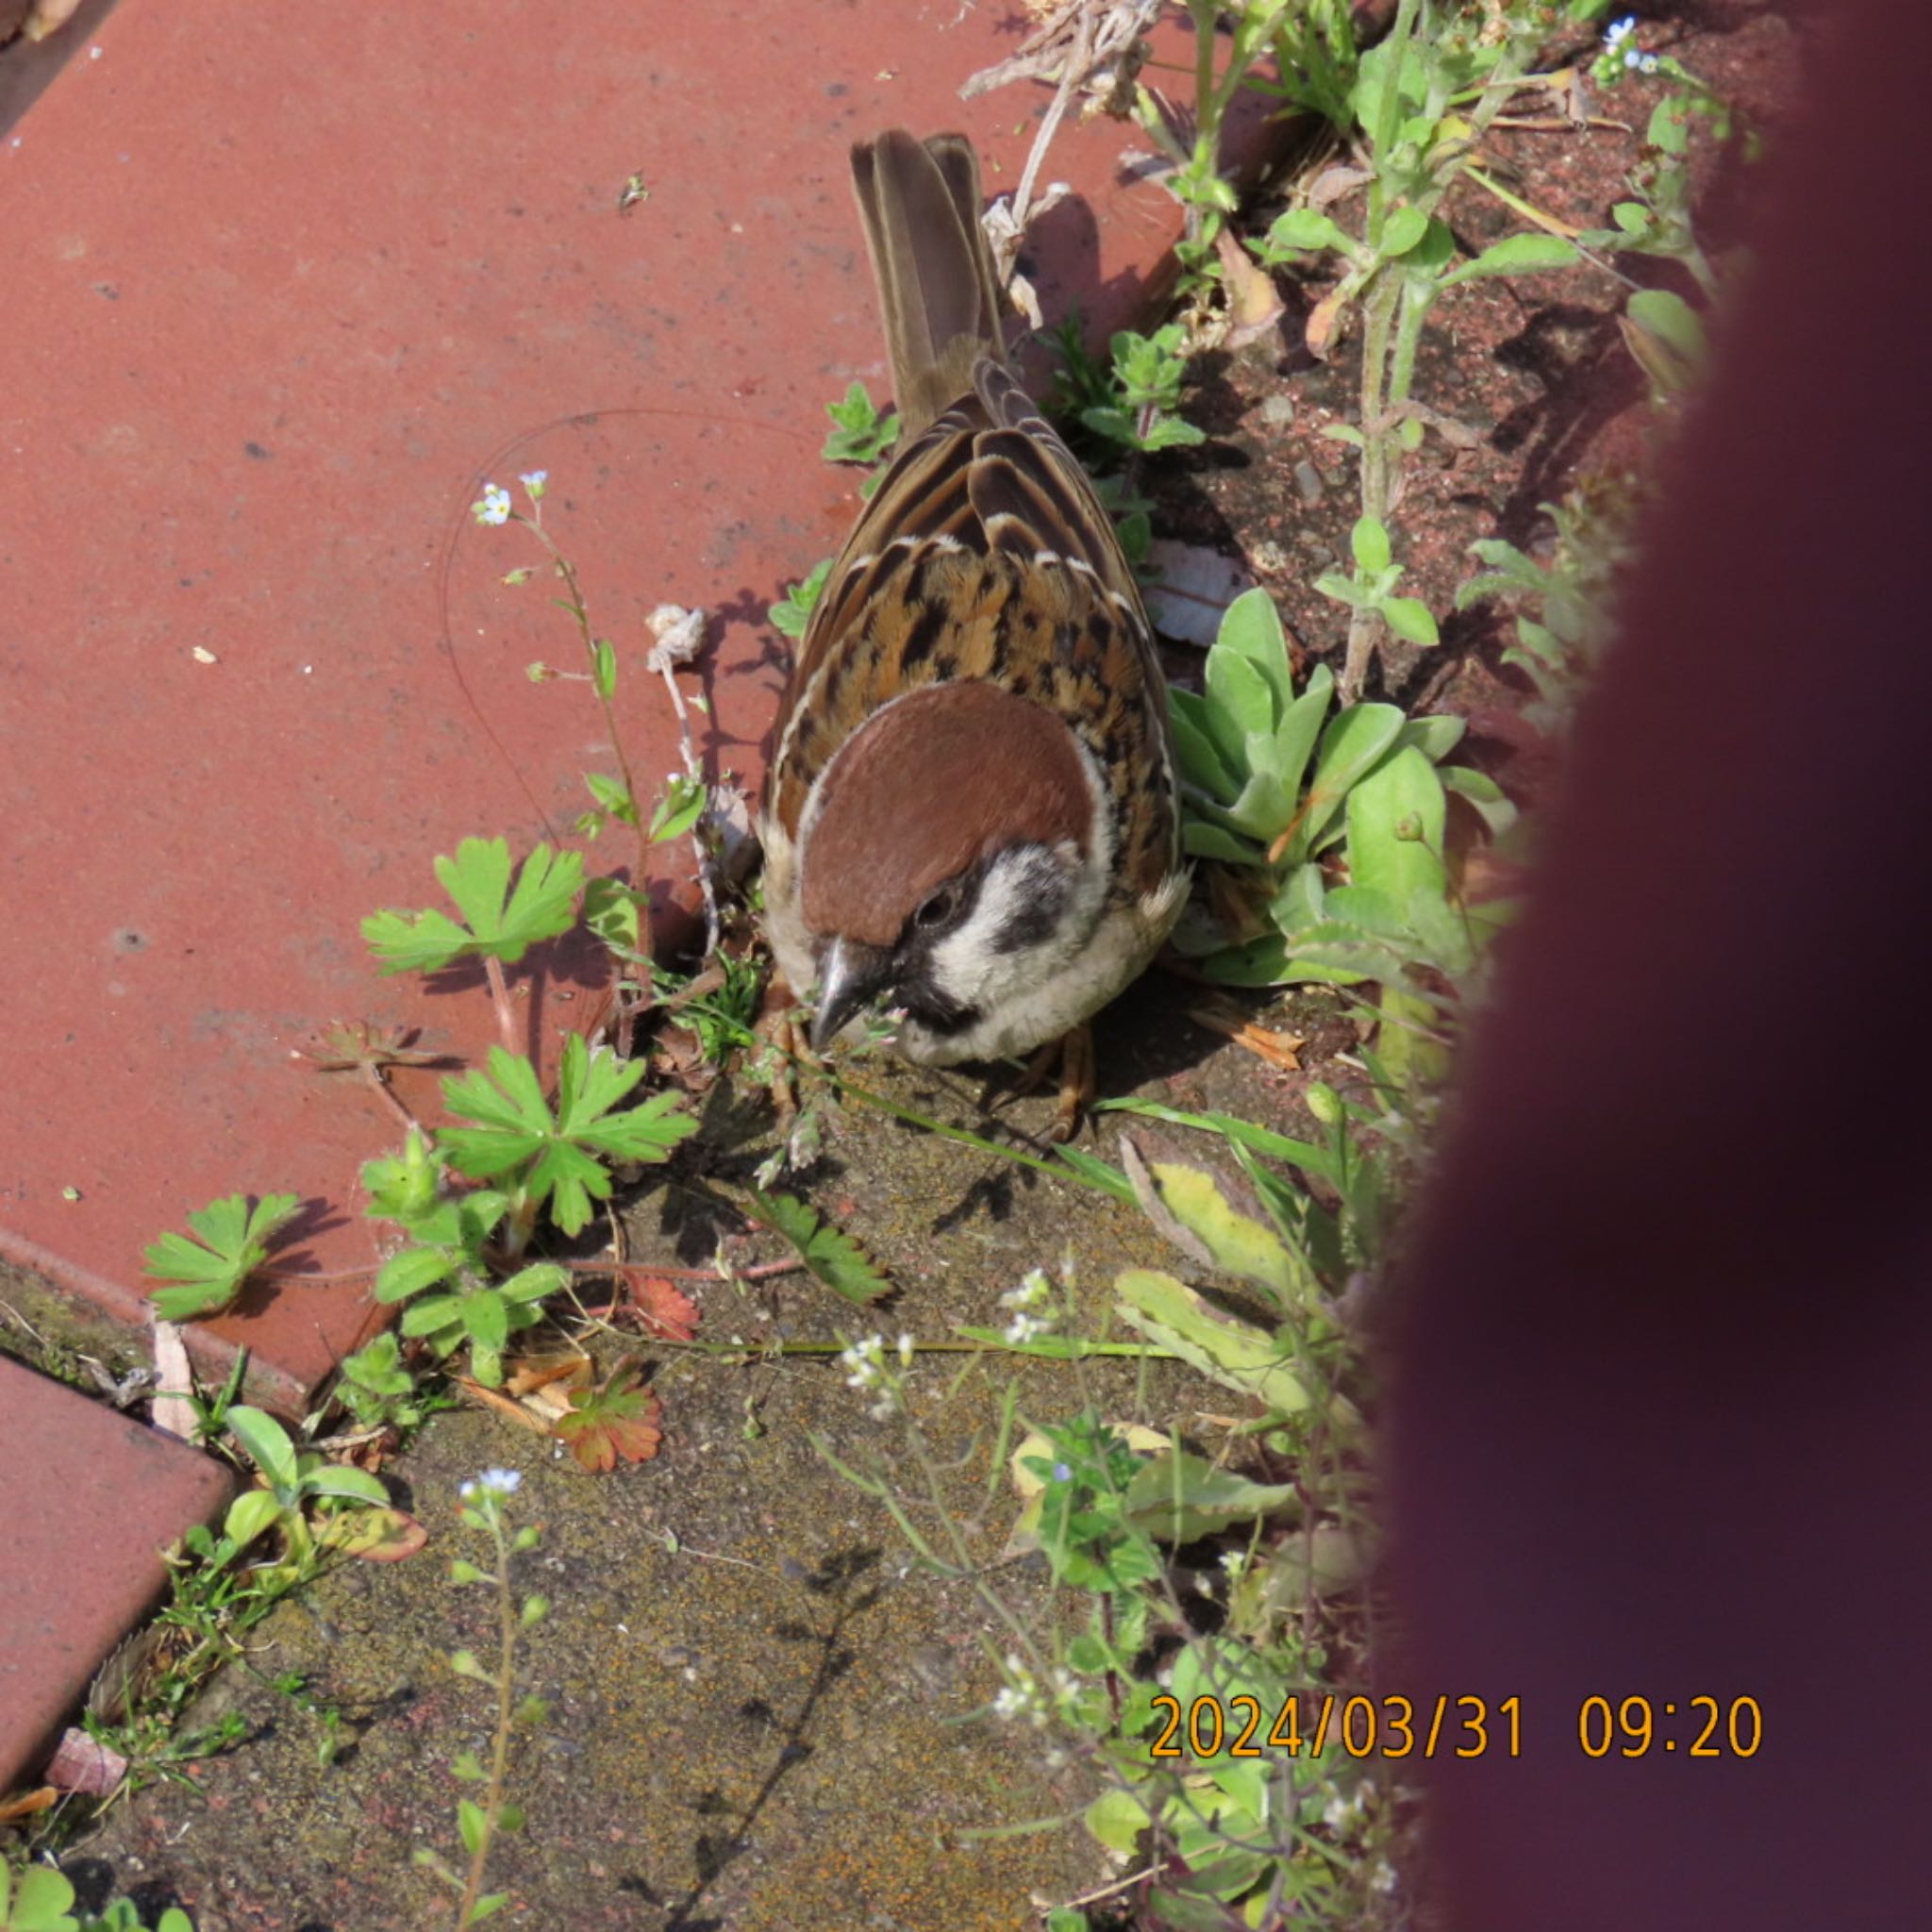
472,482 -> 512,526
1604,14 -> 1638,54
519,469 -> 548,501
460,1466 -> 522,1498
1052,1461 -> 1074,1484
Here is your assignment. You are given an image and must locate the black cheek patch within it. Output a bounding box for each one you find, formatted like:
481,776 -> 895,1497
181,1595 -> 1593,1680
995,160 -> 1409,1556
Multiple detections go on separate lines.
991,867 -> 1068,954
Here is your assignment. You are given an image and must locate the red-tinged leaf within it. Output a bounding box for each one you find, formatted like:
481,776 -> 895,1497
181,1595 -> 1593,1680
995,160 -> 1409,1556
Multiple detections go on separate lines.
0,1786 -> 58,1822
554,1367 -> 663,1473
628,1274 -> 699,1342
321,1506 -> 430,1563
46,1726 -> 127,1797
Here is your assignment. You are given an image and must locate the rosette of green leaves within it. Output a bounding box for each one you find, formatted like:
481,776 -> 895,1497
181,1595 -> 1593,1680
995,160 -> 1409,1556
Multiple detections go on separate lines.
1169,588 -> 1512,988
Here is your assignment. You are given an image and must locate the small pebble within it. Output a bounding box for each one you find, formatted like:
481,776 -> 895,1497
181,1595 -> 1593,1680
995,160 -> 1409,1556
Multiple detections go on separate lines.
1293,459 -> 1325,506
1257,393 -> 1296,429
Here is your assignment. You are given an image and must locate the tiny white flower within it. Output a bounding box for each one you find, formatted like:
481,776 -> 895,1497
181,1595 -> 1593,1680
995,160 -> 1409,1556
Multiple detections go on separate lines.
991,1685 -> 1029,1720
897,1333 -> 914,1366
472,483 -> 512,526
1639,51 -> 1659,72
479,1467 -> 522,1494
1003,1310 -> 1046,1346
1000,1268 -> 1051,1309
1372,1860 -> 1399,1897
1324,1793 -> 1352,1831
1220,1548 -> 1249,1577
519,469 -> 548,500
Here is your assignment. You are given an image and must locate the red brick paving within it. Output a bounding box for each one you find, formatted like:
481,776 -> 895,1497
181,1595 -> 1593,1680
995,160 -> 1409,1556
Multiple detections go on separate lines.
0,0 -> 1274,1790
0,1356 -> 233,1790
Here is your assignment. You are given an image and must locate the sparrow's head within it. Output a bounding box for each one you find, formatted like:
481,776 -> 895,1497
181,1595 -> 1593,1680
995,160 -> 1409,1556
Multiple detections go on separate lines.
796,680 -> 1113,1055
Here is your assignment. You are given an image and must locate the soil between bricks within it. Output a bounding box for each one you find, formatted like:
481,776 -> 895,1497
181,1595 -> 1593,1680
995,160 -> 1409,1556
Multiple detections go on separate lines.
61,981 -> 1336,1931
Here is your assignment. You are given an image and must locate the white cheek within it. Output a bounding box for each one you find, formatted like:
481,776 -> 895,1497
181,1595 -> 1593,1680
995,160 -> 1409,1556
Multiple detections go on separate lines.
925,839 -> 1104,1012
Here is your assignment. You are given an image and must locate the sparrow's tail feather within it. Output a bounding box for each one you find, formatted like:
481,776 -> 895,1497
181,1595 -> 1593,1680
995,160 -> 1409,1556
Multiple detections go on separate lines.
852,129 -> 1005,439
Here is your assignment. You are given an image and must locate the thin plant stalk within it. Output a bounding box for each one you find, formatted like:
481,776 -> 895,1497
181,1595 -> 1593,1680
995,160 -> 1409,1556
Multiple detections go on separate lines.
456,1504 -> 519,1930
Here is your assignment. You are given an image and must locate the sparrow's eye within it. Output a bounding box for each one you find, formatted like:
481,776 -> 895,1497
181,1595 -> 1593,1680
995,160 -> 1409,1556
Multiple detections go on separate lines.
913,884 -> 959,930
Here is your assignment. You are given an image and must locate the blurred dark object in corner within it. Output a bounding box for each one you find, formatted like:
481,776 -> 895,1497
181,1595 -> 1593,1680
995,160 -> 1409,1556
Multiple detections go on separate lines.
1390,3 -> 1932,1927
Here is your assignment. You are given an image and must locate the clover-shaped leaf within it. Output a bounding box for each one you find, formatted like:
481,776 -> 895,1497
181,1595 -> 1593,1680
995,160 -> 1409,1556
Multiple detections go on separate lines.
437,1037 -> 695,1237
362,838 -> 584,975
142,1191 -> 300,1322
555,1364 -> 664,1473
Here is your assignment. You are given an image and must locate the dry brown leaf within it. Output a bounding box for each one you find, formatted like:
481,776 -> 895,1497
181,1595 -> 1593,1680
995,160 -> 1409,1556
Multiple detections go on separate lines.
1214,227 -> 1285,348
0,1787 -> 58,1823
1306,284 -> 1351,362
148,1316 -> 197,1441
1142,540 -> 1258,648
1188,1000 -> 1306,1072
455,1375 -> 556,1433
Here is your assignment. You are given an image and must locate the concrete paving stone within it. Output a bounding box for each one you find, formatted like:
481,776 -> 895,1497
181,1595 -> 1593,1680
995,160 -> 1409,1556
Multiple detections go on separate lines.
0,1355 -> 233,1791
0,0 -> 1276,1409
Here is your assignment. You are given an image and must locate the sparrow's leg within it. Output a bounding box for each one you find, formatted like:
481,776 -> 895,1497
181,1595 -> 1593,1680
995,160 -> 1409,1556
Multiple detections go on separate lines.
1052,1023 -> 1095,1143
752,971 -> 808,1132
1017,1024 -> 1096,1142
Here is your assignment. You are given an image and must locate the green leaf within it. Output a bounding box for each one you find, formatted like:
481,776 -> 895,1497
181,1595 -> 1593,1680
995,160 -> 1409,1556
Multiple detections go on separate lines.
1204,647 -> 1276,768
1093,1097 -> 1336,1185
1626,286 -> 1708,366
1169,691 -> 1239,802
648,773 -> 707,844
375,1242 -> 456,1304
302,1465 -> 391,1507
1379,204 -> 1429,258
225,1405 -> 300,1491
1212,585 -> 1291,683
143,1191 -> 300,1322
742,1189 -> 890,1304
769,557 -> 832,640
583,770 -> 637,826
362,1130 -> 442,1224
458,1797 -> 489,1856
582,875 -> 641,953
1260,207 -> 1347,258
467,1894 -> 509,1922
4,1864 -> 76,1932
1441,231 -> 1578,287
438,1037 -> 694,1237
1395,713 -> 1466,762
1197,933 -> 1291,986
463,1291 -> 509,1354
224,1485 -> 288,1551
1293,703 -> 1405,858
591,637 -> 617,702
1123,1450 -> 1300,1542
1114,1270 -> 1308,1413
1442,763 -> 1518,838
399,1292 -> 465,1340
1379,594 -> 1440,646
821,380 -> 901,465
1181,820 -> 1265,865
1347,745 -> 1448,907
1349,516 -> 1391,575
1132,1156 -> 1304,1304
363,838 -> 584,974
1084,1786 -> 1152,1857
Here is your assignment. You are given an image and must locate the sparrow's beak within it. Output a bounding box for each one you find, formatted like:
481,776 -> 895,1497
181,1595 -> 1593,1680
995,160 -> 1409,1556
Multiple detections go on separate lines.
809,936 -> 893,1052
